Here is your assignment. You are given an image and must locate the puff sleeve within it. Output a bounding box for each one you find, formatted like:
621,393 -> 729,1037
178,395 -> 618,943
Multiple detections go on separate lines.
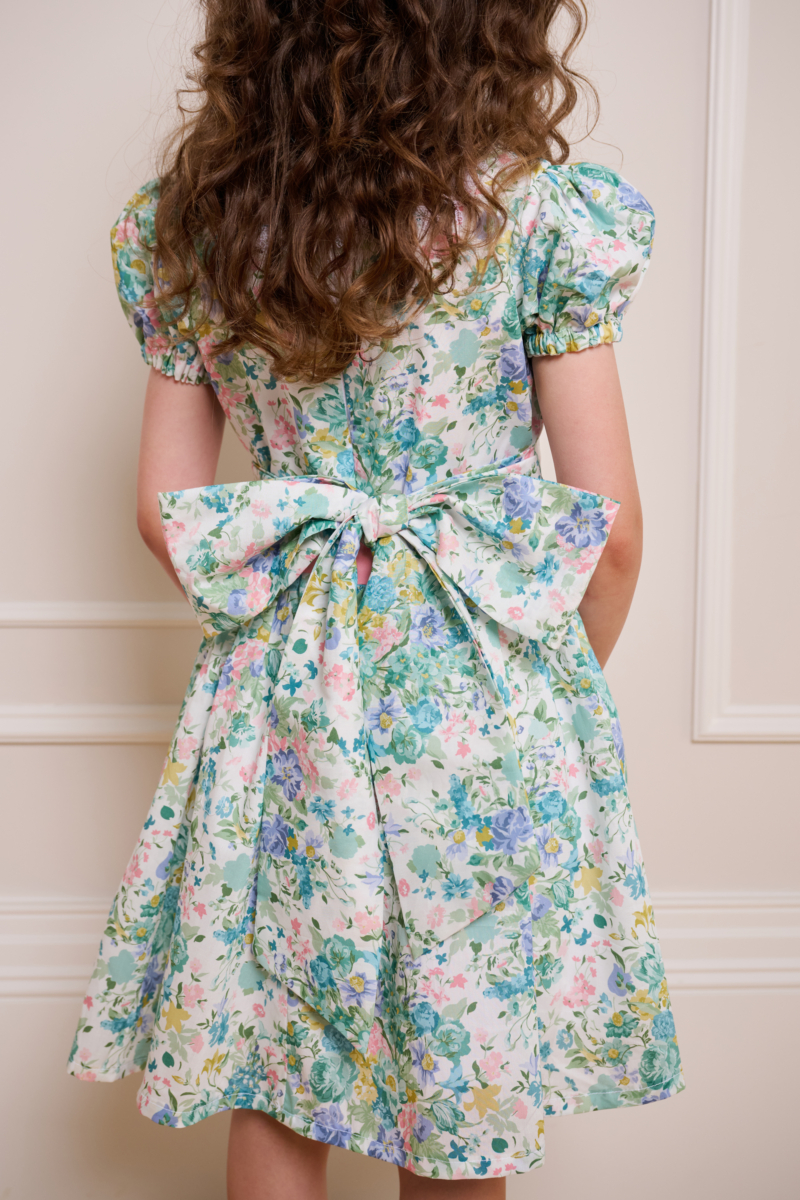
517,162 -> 655,357
110,179 -> 212,385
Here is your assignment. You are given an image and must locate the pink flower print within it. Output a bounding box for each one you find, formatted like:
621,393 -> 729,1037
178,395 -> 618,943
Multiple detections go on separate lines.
381,774 -> 401,799
189,1034 -> 204,1054
547,588 -> 566,614
475,1028 -> 490,1045
333,917 -> 346,932
514,1100 -> 528,1119
354,910 -> 381,936
508,606 -> 524,621
177,735 -> 198,759
115,213 -> 141,245
427,905 -> 445,929
451,974 -> 467,988
368,1025 -> 391,1058
247,571 -> 272,609
436,528 -> 460,558
272,411 -> 298,449
75,1070 -> 97,1082
189,958 -> 203,975
588,837 -> 604,865
407,767 -> 421,782
575,548 -> 599,575
398,879 -> 410,897
253,1004 -> 266,1018
122,853 -> 143,886
83,996 -> 94,1010
324,663 -> 356,701
610,886 -> 624,907
183,983 -> 204,1010
563,972 -> 596,1009
480,1051 -> 503,1081
337,777 -> 358,802
373,621 -> 404,657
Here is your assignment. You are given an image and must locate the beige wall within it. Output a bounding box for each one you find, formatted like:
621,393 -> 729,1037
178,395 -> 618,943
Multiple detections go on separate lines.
1,1 -> 797,1196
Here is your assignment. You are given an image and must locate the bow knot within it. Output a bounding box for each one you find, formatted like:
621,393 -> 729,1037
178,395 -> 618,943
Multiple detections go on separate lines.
355,491 -> 410,543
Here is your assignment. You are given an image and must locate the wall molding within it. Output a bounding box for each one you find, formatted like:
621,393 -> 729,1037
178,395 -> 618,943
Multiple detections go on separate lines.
0,704 -> 179,744
0,601 -> 195,744
693,0 -> 800,742
1,891 -> 797,999
0,600 -> 195,629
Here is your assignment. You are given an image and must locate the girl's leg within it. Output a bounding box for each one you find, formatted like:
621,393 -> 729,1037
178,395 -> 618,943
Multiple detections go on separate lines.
227,1109 -> 330,1200
398,1168 -> 506,1200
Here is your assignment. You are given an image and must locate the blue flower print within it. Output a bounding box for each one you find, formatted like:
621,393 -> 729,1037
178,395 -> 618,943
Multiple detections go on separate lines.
390,451 -> 424,493
311,1103 -> 352,1148
502,475 -> 542,522
338,963 -> 378,1008
411,1039 -> 442,1087
132,304 -> 158,338
413,1115 -> 434,1143
498,341 -> 527,381
534,552 -> 561,585
363,574 -> 396,613
442,873 -> 473,900
617,178 -> 654,214
535,825 -> 572,869
260,813 -> 291,857
491,806 -> 535,853
272,748 -> 304,800
555,503 -> 608,548
272,594 -> 295,635
410,603 -> 447,649
368,1125 -> 407,1166
365,693 -> 405,748
491,875 -> 515,906
530,893 -> 553,921
652,1010 -> 676,1041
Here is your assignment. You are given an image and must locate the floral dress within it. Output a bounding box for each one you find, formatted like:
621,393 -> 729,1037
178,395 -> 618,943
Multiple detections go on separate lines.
68,157 -> 684,1179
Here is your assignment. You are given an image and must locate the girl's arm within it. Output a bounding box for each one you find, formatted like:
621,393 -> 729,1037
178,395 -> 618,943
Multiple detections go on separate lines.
532,344 -> 643,668
137,367 -> 226,593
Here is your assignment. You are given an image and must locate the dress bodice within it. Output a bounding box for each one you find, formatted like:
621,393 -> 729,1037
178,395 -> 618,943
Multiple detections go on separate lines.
111,158 -> 655,496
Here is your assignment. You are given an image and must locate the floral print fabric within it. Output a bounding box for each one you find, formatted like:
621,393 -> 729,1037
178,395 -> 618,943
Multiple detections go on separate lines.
69,158 -> 683,1178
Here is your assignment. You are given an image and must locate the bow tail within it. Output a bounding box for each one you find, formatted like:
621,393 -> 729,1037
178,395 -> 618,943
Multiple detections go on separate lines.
362,528 -> 538,964
252,530 -> 387,1052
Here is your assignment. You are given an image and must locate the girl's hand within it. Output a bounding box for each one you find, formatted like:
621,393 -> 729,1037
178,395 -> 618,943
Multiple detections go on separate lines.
136,367 -> 225,594
532,344 -> 643,668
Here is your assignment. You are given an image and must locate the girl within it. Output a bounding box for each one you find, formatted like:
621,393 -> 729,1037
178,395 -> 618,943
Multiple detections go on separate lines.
69,2 -> 684,1196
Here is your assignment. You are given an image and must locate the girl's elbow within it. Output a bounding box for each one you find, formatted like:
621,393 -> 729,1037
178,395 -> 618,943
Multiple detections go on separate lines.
137,507 -> 164,552
604,523 -> 643,579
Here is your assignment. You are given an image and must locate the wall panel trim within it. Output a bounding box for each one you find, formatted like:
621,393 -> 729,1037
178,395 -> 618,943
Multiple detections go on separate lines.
0,600 -> 195,628
693,0 -> 800,741
0,704 -> 178,744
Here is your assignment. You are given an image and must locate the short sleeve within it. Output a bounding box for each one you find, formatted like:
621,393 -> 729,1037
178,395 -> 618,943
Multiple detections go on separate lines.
517,162 -> 655,357
110,179 -> 212,385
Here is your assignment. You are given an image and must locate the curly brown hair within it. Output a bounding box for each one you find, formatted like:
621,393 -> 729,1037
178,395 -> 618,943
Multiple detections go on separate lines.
153,0 -> 593,383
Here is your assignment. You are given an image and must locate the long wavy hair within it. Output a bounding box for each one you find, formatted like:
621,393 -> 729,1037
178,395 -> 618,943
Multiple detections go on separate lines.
154,0 -> 593,383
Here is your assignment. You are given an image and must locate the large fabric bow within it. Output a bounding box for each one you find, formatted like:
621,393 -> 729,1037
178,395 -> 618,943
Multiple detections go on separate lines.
160,452 -> 618,1050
